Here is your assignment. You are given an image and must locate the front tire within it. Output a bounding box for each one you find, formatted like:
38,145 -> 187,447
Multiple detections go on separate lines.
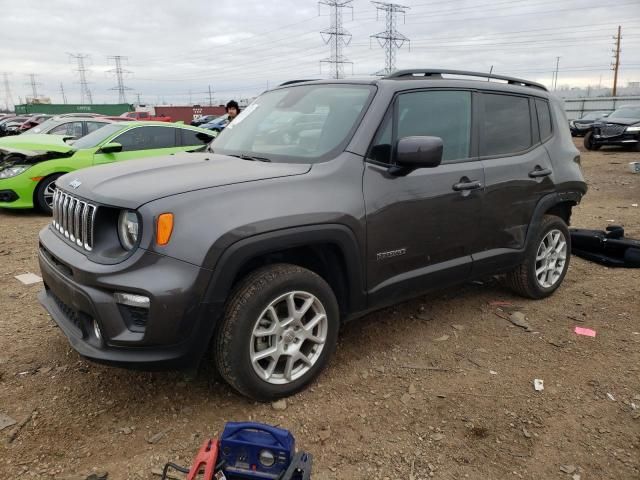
583,131 -> 601,151
35,174 -> 62,214
214,264 -> 339,401
506,215 -> 571,299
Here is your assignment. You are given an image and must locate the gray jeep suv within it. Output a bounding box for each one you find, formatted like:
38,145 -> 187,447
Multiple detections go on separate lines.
37,70 -> 586,401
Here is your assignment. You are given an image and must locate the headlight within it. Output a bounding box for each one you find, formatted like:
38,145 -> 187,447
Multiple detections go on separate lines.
625,125 -> 640,132
118,210 -> 139,251
0,165 -> 30,179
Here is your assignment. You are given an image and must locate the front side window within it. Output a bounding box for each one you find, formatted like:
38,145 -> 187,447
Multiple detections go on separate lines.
113,126 -> 177,152
181,128 -> 214,146
212,85 -> 375,163
86,121 -> 108,134
368,90 -> 472,164
73,123 -> 124,149
480,93 -> 532,156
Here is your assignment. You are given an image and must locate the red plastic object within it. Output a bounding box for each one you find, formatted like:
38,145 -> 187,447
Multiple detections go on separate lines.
187,438 -> 219,480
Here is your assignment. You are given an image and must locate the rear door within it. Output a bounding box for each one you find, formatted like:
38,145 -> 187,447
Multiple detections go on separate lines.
364,89 -> 484,306
92,125 -> 182,165
475,92 -> 555,273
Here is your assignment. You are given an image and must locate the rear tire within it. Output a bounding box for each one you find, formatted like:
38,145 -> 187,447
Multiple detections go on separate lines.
506,215 -> 571,299
214,263 -> 339,401
35,174 -> 62,214
583,131 -> 601,151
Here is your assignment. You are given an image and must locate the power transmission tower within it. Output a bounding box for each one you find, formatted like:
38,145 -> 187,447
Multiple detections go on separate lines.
59,82 -> 68,104
319,0 -> 353,79
611,25 -> 622,96
107,55 -> 133,103
136,92 -> 141,104
2,73 -> 14,111
26,74 -> 41,99
370,2 -> 410,76
69,53 -> 93,104
552,56 -> 560,91
208,85 -> 214,106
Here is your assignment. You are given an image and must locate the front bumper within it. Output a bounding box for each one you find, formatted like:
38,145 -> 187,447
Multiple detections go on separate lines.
592,130 -> 639,147
38,225 -> 220,369
570,125 -> 591,136
0,175 -> 35,209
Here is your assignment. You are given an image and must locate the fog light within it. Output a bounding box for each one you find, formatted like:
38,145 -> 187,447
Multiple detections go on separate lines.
114,292 -> 150,309
93,319 -> 102,340
259,449 -> 275,467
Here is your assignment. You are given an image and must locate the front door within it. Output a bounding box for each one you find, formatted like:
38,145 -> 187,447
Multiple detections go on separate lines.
93,125 -> 181,165
364,89 -> 484,307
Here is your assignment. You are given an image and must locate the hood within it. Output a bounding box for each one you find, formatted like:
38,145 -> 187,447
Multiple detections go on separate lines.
596,117 -> 640,126
58,152 -> 312,209
0,134 -> 76,168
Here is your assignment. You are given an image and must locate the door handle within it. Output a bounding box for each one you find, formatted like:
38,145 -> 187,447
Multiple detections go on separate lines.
528,167 -> 552,178
452,180 -> 482,191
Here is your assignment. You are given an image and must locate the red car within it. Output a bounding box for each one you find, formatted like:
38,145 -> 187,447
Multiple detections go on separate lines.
120,111 -> 172,122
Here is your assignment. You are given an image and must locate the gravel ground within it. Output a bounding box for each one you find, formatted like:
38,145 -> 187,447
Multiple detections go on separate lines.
0,139 -> 638,479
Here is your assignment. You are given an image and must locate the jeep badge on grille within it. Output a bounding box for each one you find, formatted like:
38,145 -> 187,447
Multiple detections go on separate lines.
69,179 -> 82,189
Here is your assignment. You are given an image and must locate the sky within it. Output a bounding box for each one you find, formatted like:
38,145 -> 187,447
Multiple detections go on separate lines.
0,0 -> 639,107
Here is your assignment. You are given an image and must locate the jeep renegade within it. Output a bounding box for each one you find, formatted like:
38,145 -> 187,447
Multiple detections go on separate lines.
37,70 -> 587,401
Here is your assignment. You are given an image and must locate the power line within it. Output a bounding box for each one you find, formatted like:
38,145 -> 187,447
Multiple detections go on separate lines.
319,0 -> 354,79
612,25 -> 622,96
2,73 -> 14,111
69,53 -> 93,105
107,55 -> 133,103
370,1 -> 410,75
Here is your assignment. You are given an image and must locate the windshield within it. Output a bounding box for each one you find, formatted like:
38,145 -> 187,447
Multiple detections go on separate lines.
211,84 -> 375,163
580,112 -> 606,121
72,123 -> 123,149
609,107 -> 640,119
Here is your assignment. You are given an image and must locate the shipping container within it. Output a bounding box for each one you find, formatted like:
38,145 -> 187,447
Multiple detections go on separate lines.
14,103 -> 133,116
154,105 -> 226,124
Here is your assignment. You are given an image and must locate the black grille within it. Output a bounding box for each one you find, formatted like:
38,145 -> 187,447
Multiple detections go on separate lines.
118,304 -> 149,333
50,290 -> 83,333
600,124 -> 626,137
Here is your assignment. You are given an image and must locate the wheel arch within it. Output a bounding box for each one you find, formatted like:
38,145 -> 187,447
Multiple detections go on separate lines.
525,192 -> 579,251
203,224 -> 367,318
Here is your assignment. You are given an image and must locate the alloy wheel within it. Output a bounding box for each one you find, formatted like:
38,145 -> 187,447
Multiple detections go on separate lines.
535,229 -> 567,288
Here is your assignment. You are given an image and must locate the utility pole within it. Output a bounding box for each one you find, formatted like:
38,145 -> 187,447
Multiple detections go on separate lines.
59,82 -> 68,104
552,56 -> 560,91
612,25 -> 622,96
319,0 -> 353,79
370,2 -> 409,76
69,53 -> 93,104
208,85 -> 213,106
107,55 -> 133,103
136,92 -> 141,104
2,73 -> 14,111
26,74 -> 41,99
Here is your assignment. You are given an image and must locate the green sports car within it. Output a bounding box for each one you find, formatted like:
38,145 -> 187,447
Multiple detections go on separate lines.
0,121 -> 214,213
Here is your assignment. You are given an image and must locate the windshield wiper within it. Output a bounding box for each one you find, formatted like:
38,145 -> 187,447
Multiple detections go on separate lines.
227,153 -> 272,162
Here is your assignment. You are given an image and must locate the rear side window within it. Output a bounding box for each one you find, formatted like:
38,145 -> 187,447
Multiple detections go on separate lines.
114,126 -> 177,152
480,93 -> 532,156
535,99 -> 553,141
181,128 -> 214,146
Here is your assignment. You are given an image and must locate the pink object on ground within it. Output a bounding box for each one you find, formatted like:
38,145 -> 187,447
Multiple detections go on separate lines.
574,326 -> 596,337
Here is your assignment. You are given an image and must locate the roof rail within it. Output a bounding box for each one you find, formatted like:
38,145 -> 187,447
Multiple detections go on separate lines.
279,79 -> 320,86
384,69 -> 547,91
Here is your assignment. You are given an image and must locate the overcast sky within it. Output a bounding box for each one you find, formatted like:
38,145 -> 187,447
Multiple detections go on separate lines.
1,0 -> 639,107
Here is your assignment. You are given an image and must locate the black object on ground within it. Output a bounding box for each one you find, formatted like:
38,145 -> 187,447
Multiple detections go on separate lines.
570,226 -> 640,268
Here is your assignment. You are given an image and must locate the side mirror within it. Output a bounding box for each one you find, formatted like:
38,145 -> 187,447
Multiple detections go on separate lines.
391,136 -> 443,174
99,142 -> 123,154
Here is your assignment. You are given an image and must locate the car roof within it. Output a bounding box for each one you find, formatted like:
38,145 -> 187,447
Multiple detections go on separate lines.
275,69 -> 552,99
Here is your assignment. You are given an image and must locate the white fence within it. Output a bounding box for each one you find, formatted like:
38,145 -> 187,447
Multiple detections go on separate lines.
564,96 -> 640,120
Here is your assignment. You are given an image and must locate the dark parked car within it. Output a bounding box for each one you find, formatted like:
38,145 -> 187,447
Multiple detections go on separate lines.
38,70 -> 586,401
191,114 -> 218,126
200,114 -> 229,133
569,111 -> 610,136
584,105 -> 640,151
0,116 -> 32,136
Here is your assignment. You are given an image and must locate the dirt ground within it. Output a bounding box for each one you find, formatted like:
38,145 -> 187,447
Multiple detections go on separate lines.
0,140 -> 639,480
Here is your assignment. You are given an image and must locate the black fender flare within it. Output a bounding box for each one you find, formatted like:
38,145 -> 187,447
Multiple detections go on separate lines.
202,224 -> 367,314
524,192 -> 581,251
